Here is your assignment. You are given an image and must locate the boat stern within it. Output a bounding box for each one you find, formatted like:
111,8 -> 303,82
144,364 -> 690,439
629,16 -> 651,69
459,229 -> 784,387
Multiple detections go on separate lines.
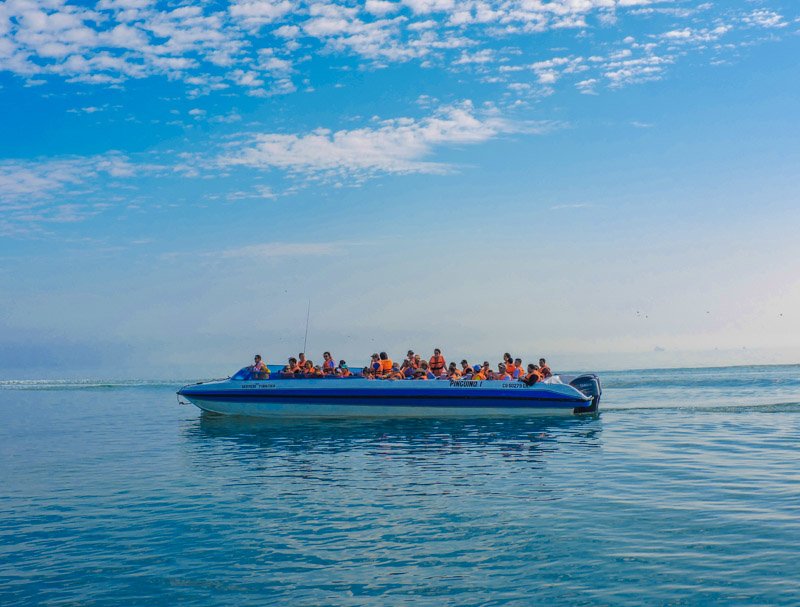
569,374 -> 602,414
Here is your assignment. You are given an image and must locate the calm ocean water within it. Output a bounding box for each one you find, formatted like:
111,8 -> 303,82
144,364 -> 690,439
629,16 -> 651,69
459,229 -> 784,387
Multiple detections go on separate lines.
1,365 -> 799,606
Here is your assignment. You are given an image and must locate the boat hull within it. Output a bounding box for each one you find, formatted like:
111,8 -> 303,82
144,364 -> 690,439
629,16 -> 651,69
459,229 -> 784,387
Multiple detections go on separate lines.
178,376 -> 601,418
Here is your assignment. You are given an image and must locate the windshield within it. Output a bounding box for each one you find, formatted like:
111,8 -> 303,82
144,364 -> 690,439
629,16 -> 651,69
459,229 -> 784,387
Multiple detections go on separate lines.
232,367 -> 255,380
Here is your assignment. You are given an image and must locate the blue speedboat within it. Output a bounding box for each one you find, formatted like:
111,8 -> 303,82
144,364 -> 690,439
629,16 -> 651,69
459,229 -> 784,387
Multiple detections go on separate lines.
178,366 -> 601,417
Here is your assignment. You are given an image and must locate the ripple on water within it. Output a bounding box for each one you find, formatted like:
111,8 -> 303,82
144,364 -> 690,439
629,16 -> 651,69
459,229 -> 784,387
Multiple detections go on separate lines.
1,376 -> 800,605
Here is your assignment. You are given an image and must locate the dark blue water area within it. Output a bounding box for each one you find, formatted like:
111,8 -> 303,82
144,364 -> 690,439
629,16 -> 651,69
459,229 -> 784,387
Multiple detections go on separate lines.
1,366 -> 800,606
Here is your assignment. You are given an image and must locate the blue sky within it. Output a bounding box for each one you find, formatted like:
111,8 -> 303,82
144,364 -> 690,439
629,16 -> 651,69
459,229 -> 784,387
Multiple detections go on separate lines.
1,0 -> 799,378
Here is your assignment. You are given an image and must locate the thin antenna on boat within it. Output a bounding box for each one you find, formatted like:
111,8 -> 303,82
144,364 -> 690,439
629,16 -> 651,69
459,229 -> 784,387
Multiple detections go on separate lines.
302,298 -> 311,353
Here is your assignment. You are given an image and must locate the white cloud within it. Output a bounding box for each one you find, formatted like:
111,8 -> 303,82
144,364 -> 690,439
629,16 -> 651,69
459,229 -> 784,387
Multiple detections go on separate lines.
222,101 -> 522,178
0,153 -> 158,234
742,9 -> 787,29
0,0 -> 792,98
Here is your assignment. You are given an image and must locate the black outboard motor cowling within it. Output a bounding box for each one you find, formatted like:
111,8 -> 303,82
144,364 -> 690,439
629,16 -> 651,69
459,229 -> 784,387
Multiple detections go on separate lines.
569,374 -> 602,414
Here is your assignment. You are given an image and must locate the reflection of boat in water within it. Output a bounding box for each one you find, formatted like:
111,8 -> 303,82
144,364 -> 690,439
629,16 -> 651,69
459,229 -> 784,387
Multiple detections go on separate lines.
178,367 -> 601,418
192,413 -> 603,454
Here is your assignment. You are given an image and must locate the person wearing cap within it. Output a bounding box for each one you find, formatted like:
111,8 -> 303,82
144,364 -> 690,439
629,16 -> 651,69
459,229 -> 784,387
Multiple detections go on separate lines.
338,360 -> 351,377
473,365 -> 487,380
495,363 -> 511,381
370,353 -> 381,373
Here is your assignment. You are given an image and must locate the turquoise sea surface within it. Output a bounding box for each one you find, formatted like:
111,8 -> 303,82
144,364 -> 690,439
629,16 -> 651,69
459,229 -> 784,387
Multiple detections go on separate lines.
1,365 -> 799,605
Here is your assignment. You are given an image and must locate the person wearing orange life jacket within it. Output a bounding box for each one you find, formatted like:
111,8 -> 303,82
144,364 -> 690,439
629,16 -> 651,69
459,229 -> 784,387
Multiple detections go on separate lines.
460,359 -> 471,375
386,363 -> 405,381
447,362 -> 462,379
322,352 -> 336,374
494,363 -> 511,381
379,352 -> 393,375
538,358 -> 552,379
298,353 -> 307,369
338,360 -> 351,377
418,360 -> 437,379
523,364 -> 544,386
429,348 -> 446,377
512,358 -> 524,379
250,354 -> 270,380
470,365 -> 486,380
505,359 -> 517,378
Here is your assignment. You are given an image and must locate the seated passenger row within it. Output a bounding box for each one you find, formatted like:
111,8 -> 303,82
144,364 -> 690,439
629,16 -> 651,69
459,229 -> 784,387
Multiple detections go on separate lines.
251,350 -> 553,385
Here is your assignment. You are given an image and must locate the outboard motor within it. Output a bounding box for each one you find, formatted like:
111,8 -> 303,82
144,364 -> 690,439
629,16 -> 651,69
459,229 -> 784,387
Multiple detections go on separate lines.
569,374 -> 602,414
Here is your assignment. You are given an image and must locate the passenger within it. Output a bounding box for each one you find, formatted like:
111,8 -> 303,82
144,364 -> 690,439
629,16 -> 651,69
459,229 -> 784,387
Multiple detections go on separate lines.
413,368 -> 428,380
413,353 -> 422,369
338,360 -> 351,377
250,354 -> 269,380
419,360 -> 437,379
460,359 -> 471,375
370,353 -> 381,373
298,352 -> 307,369
495,363 -> 511,381
447,362 -> 462,379
473,365 -> 487,380
503,353 -> 513,367
311,364 -> 325,378
505,358 -> 517,378
406,350 -> 417,368
539,358 -> 553,379
523,364 -> 543,386
512,358 -> 524,379
379,352 -> 393,376
387,363 -> 405,381
363,367 -> 375,380
481,361 -> 491,377
429,348 -> 446,377
486,369 -> 496,381
322,352 -> 336,374
462,367 -> 474,380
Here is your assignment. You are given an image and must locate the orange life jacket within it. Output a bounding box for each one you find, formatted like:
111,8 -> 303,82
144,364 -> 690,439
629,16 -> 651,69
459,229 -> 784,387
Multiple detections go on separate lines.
506,364 -> 516,376
341,369 -> 351,377
380,359 -> 393,373
429,355 -> 445,373
449,368 -> 462,378
473,371 -> 486,380
539,365 -> 552,379
525,370 -> 543,384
